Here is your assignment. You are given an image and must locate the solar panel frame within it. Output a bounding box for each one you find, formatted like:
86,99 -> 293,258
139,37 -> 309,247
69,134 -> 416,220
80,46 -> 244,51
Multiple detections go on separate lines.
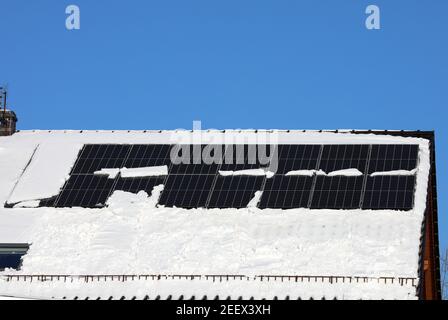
258,176 -> 313,209
207,175 -> 265,209
310,176 -> 364,209
368,144 -> 419,174
362,175 -> 416,210
273,144 -> 321,174
159,174 -> 216,208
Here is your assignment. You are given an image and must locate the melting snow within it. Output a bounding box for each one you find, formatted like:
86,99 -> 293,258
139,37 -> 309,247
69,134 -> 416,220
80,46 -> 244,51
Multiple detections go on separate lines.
371,169 -> 417,177
13,200 -> 40,209
94,168 -> 121,179
219,168 -> 275,179
120,166 -> 168,178
285,169 -> 326,176
327,168 -> 364,177
94,166 -> 168,179
247,191 -> 263,208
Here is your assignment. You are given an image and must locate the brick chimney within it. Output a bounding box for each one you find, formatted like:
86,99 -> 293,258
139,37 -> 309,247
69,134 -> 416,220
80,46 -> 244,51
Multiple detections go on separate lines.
0,110 -> 18,136
0,87 -> 18,136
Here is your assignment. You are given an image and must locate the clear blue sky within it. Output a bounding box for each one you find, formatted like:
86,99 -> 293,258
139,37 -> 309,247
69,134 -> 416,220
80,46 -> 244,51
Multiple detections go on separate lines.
1,1 -> 447,251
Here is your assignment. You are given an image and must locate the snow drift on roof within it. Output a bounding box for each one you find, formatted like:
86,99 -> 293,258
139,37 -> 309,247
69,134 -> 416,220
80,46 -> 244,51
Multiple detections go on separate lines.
219,168 -> 275,178
94,166 -> 168,179
285,169 -> 326,176
0,130 -> 431,299
371,169 -> 417,177
327,169 -> 364,177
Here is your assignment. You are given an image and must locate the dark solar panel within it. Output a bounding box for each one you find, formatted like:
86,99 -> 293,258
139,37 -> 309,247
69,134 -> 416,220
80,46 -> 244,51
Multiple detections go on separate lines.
259,176 -> 313,209
207,176 -> 265,208
159,174 -> 215,208
368,145 -> 419,173
169,145 -> 223,174
274,145 -> 321,174
123,144 -> 172,168
319,145 -> 369,173
311,176 -> 364,209
220,144 -> 272,172
362,176 -> 415,210
71,145 -> 131,174
55,174 -> 115,208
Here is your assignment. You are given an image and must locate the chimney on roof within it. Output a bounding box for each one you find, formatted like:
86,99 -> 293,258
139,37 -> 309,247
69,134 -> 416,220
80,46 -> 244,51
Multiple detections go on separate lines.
0,87 -> 18,136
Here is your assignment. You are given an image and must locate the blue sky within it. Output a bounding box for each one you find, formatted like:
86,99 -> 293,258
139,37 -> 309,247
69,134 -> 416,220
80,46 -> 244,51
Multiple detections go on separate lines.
1,1 -> 447,251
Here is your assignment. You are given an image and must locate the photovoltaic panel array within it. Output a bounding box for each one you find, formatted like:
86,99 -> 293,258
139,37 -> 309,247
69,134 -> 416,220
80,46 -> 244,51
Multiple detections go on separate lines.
54,145 -> 131,208
207,145 -> 271,208
39,143 -> 420,211
310,145 -> 369,209
361,144 -> 418,210
159,145 -> 222,208
258,145 -> 319,209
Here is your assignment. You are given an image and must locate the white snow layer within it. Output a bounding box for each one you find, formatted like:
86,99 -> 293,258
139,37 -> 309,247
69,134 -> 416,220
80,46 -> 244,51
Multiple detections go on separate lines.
285,168 -> 363,177
121,166 -> 168,178
219,168 -> 275,179
93,168 -> 121,179
7,142 -> 83,204
327,168 -> 364,177
247,191 -> 263,208
94,166 -> 168,179
285,169 -> 326,176
371,169 -> 417,177
0,130 -> 431,299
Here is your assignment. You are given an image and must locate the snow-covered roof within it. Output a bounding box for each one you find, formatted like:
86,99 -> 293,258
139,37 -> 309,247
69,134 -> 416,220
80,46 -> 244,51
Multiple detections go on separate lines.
0,130 -> 431,300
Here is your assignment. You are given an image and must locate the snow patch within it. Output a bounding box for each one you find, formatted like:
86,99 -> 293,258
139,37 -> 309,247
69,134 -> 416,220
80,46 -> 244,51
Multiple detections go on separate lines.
285,169 -> 326,177
13,201 -> 40,209
94,166 -> 168,179
7,142 -> 83,204
327,168 -> 363,177
247,191 -> 263,208
107,185 -> 164,214
371,169 -> 417,177
219,168 -> 275,179
121,166 -> 168,178
93,168 -> 120,179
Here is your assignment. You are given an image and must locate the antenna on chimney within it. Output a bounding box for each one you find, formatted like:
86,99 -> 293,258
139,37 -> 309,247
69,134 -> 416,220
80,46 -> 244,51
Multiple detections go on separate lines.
0,84 -> 8,114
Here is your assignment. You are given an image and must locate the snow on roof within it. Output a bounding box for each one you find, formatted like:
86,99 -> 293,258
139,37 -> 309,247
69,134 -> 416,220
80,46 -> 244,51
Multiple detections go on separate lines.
0,130 -> 431,299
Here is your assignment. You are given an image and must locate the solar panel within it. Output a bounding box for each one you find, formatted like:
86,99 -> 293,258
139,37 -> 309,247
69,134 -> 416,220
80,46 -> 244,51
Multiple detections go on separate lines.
159,174 -> 216,208
123,144 -> 172,168
71,144 -> 131,174
220,144 -> 272,171
318,145 -> 369,173
368,145 -> 419,173
169,145 -> 222,175
55,174 -> 115,208
310,176 -> 364,209
259,176 -> 313,209
362,176 -> 415,210
207,176 -> 265,208
274,145 -> 321,174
